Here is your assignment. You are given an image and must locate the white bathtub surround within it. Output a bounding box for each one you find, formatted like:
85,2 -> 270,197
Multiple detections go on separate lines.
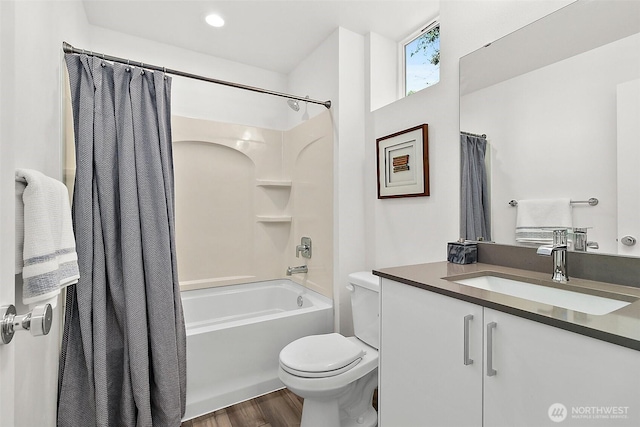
284,112 -> 334,297
172,111 -> 334,298
181,279 -> 333,421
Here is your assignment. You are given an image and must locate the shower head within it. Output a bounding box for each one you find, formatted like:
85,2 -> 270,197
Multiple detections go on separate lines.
287,99 -> 300,112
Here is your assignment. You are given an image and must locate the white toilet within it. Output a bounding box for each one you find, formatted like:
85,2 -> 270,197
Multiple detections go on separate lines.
278,272 -> 380,427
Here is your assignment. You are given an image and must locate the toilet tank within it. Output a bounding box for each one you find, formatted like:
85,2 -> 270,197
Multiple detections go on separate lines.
348,272 -> 380,350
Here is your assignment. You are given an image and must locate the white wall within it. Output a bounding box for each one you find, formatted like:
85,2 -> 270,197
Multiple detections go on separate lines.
0,2 -> 17,422
367,32 -> 398,111
88,27 -> 290,131
287,30 -> 339,130
365,0 -> 574,270
12,1 -> 90,177
335,28 -> 366,335
617,79 -> 640,257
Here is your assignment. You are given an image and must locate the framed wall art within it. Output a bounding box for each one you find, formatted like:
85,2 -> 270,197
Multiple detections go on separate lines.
376,124 -> 429,199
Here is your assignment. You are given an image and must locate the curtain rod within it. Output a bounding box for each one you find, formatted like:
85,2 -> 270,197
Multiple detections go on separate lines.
461,131 -> 487,138
62,42 -> 332,109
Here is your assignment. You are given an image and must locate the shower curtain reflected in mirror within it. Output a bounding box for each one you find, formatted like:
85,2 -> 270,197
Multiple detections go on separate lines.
59,54 -> 186,427
460,133 -> 491,242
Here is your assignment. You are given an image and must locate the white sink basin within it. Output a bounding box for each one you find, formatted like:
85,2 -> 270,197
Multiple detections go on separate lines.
452,275 -> 631,315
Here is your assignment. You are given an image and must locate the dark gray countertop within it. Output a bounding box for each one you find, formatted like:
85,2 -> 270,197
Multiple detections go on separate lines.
374,262 -> 640,351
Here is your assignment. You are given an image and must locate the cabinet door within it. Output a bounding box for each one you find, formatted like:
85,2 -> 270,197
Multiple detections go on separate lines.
380,279 -> 483,426
484,308 -> 640,427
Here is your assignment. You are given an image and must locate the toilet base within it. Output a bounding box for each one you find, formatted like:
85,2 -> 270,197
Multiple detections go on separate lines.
300,398 -> 341,427
298,368 -> 378,427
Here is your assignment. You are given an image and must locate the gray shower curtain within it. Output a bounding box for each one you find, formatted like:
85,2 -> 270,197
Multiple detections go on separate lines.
58,54 -> 186,426
460,134 -> 491,241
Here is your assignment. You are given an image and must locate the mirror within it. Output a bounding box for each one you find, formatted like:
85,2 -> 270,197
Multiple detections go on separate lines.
460,0 -> 640,257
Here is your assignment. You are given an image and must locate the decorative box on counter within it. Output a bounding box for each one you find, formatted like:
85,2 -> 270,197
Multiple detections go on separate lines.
447,240 -> 478,264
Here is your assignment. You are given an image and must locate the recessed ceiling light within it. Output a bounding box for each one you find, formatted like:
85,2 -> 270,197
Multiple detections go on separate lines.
205,14 -> 225,28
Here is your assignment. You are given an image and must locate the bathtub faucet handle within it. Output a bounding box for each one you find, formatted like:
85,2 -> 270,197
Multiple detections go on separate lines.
296,237 -> 312,259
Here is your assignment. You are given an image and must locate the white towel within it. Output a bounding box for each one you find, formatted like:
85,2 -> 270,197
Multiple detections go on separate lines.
515,198 -> 572,244
15,169 -> 79,306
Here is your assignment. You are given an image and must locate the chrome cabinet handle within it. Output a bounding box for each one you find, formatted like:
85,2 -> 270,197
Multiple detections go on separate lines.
486,321 -> 497,376
463,314 -> 474,365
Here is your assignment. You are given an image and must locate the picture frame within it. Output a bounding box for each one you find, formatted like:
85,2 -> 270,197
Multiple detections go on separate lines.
376,124 -> 429,199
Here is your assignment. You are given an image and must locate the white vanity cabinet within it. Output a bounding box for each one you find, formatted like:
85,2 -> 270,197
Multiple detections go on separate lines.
379,278 -> 484,426
380,278 -> 640,427
483,307 -> 640,427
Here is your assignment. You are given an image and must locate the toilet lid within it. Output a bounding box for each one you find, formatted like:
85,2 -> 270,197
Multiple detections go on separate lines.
280,333 -> 365,377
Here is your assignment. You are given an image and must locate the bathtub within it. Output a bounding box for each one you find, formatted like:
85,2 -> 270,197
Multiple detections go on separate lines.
181,279 -> 333,421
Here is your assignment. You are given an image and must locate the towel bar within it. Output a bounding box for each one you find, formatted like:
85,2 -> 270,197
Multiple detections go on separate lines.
508,198 -> 598,207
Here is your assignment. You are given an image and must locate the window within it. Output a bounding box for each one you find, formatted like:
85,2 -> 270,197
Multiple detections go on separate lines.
403,21 -> 440,96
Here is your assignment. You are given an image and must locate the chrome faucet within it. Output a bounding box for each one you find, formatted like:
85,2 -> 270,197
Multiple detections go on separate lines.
536,229 -> 569,283
286,265 -> 308,276
572,227 -> 599,252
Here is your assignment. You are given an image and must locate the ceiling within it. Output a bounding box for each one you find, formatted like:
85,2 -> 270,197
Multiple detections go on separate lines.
82,1 -> 440,74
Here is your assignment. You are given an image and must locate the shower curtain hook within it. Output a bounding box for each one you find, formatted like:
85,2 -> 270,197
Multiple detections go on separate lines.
140,62 -> 144,75
163,67 -> 167,80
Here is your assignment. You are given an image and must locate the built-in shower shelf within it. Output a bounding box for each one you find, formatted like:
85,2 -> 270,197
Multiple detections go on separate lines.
256,215 -> 292,223
256,179 -> 292,188
256,181 -> 291,223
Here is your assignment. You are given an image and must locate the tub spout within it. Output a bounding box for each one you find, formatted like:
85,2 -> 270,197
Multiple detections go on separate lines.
287,265 -> 308,276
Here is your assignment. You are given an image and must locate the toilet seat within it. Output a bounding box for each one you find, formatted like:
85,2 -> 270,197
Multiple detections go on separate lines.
279,333 -> 365,378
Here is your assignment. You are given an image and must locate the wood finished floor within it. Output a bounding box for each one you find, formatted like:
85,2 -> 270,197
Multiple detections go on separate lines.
182,388 -> 378,427
181,389 -> 304,427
